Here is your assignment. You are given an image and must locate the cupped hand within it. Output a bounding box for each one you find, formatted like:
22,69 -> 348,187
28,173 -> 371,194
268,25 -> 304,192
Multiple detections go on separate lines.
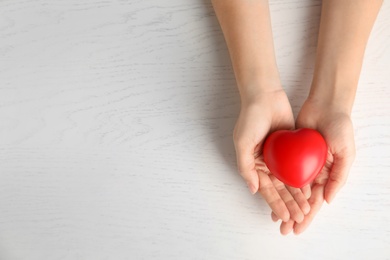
233,89 -> 310,223
273,97 -> 356,235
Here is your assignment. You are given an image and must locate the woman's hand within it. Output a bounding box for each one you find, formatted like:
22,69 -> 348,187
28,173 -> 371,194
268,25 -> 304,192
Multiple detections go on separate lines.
234,89 -> 311,223
297,98 -> 356,204
271,0 -> 381,235
273,97 -> 356,234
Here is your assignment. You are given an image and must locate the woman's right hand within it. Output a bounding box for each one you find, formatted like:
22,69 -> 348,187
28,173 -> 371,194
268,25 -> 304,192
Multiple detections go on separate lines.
233,89 -> 311,224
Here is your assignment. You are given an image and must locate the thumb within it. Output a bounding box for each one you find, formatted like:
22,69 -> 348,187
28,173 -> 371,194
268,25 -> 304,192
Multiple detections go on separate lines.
235,142 -> 260,194
324,152 -> 355,203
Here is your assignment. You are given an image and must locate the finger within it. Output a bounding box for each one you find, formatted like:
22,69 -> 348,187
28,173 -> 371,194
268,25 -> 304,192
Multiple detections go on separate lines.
270,175 -> 304,223
301,184 -> 311,199
271,211 -> 279,222
280,219 -> 295,235
235,142 -> 260,194
257,171 -> 290,222
286,186 -> 311,215
324,152 -> 354,203
293,184 -> 325,235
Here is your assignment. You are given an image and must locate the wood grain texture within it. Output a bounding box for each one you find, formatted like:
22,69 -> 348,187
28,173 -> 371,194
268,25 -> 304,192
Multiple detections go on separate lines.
0,0 -> 389,259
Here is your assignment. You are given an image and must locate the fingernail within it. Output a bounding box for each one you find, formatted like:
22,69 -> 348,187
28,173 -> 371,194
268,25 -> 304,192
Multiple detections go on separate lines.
247,182 -> 257,195
326,194 -> 335,204
293,229 -> 301,236
303,205 -> 311,215
296,214 -> 304,224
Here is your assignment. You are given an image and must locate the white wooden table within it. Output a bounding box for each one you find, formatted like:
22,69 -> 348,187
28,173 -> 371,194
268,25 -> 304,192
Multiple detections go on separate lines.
1,1 -> 389,259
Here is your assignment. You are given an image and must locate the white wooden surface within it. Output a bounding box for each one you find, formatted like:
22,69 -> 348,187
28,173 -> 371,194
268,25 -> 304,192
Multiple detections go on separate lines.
1,1 -> 389,259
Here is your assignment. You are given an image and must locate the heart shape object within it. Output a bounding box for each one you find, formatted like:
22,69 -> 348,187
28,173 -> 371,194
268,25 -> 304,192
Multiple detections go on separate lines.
263,128 -> 327,188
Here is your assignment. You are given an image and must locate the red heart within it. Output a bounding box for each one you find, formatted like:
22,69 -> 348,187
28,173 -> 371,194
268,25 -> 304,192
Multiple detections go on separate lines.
263,128 -> 327,188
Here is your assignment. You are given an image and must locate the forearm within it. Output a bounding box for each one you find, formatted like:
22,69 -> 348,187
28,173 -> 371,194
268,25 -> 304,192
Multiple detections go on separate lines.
309,0 -> 383,114
211,0 -> 281,100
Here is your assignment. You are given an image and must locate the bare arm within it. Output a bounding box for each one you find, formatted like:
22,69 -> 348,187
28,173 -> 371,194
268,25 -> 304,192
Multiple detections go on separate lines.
309,0 -> 383,113
211,0 -> 281,97
212,0 -> 311,225
288,0 -> 384,235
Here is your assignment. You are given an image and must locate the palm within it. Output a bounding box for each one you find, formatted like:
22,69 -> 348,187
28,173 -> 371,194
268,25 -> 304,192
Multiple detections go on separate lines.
297,101 -> 355,202
236,95 -> 356,235
255,153 -> 312,220
234,90 -> 312,224
276,99 -> 356,234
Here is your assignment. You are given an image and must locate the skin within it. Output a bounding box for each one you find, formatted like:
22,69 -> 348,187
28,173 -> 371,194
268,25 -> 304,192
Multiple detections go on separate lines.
211,0 -> 383,234
211,0 -> 311,224
274,0 -> 383,235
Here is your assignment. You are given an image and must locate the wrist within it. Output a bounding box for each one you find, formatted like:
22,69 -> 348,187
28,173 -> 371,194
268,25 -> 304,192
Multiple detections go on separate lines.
306,90 -> 354,116
308,64 -> 360,116
238,78 -> 284,105
308,74 -> 358,115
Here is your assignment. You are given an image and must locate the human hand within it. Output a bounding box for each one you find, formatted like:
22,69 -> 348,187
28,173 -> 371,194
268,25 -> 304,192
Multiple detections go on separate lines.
272,97 -> 356,234
234,89 -> 311,223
